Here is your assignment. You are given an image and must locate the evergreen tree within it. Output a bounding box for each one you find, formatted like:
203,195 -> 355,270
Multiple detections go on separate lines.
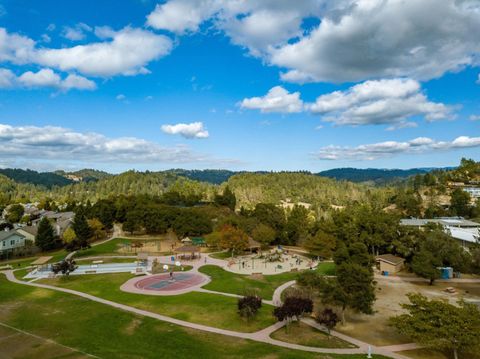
72,213 -> 93,248
35,217 -> 58,251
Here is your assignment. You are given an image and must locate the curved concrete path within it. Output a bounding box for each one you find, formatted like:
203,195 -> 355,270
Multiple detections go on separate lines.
3,269 -> 409,358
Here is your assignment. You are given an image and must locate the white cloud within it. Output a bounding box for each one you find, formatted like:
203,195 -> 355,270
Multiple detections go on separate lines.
240,86 -> 303,113
147,0 -> 480,83
309,78 -> 452,126
0,68 -> 15,87
46,24 -> 56,32
0,123 -> 222,165
61,73 -> 96,90
146,0 -> 219,34
477,74 -> 480,84
313,136 -> 480,161
116,94 -> 126,100
0,26 -> 173,77
62,23 -> 92,41
161,122 -> 209,139
470,115 -> 480,121
41,34 -> 51,43
18,68 -> 61,87
0,67 -> 95,91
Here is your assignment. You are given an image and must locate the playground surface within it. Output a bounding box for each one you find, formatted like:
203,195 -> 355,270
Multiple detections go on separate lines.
121,271 -> 210,296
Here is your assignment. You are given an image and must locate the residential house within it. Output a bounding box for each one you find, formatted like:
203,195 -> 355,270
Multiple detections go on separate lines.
0,230 -> 27,257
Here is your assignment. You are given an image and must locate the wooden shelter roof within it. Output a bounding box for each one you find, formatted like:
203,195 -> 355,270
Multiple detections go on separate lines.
175,245 -> 200,253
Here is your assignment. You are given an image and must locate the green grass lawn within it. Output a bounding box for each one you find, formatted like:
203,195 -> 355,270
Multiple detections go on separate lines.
74,238 -> 132,258
0,275 -> 388,359
38,272 -> 274,333
209,251 -> 233,260
271,322 -> 357,349
199,262 -> 336,300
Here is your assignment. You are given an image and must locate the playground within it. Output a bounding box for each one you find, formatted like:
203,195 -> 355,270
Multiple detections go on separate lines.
224,250 -> 315,275
122,272 -> 209,295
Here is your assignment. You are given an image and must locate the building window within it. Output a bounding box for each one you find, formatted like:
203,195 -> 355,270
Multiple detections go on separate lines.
11,240 -> 15,245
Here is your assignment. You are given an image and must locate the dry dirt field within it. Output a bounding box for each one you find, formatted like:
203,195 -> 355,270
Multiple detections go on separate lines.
336,276 -> 480,347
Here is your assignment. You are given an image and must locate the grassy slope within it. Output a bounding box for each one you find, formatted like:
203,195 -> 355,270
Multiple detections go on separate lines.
271,322 -> 356,349
199,262 -> 336,300
39,273 -> 274,333
0,276 -> 388,359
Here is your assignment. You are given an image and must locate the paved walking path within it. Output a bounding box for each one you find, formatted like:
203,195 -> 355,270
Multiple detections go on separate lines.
3,269 -> 407,358
375,273 -> 480,283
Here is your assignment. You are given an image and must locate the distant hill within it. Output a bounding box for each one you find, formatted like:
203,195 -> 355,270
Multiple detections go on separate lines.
317,168 -> 435,183
55,169 -> 112,182
168,169 -> 237,184
0,168 -> 73,188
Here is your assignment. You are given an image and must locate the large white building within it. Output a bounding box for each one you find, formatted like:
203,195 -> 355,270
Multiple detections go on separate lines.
400,217 -> 480,247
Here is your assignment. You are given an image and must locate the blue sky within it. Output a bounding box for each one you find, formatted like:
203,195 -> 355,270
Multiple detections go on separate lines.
0,0 -> 479,173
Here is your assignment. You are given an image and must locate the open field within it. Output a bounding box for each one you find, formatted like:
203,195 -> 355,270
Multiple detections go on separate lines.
270,322 -> 356,349
38,272 -> 275,332
0,276 -> 388,359
335,276 -> 480,348
199,262 -> 335,300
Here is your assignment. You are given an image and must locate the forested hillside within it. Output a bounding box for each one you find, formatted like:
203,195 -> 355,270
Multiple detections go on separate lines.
318,167 -> 431,184
225,172 -> 389,209
0,168 -> 73,188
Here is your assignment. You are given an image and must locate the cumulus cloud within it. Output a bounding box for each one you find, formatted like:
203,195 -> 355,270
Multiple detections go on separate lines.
312,136 -> 480,161
309,78 -> 452,126
147,0 -> 480,83
161,122 -> 209,139
240,86 -> 303,113
116,94 -> 126,100
147,0 -> 219,34
0,26 -> 173,77
0,67 -> 95,91
0,123 -> 222,165
62,23 -> 92,41
470,115 -> 480,121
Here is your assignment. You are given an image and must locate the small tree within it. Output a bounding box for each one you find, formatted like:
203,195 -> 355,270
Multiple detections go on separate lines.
252,224 -> 276,249
52,258 -> 77,276
35,217 -> 58,251
62,227 -> 77,244
391,293 -> 480,359
88,218 -> 105,241
411,249 -> 441,285
273,296 -> 313,327
315,308 -> 339,336
305,230 -> 336,259
6,204 -> 24,223
238,294 -> 262,322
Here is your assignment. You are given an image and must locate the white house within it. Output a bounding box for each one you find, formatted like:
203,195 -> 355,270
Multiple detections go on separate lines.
0,230 -> 27,256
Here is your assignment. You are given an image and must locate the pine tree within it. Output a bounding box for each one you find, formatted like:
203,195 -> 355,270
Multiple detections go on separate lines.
35,217 -> 57,251
72,213 -> 93,248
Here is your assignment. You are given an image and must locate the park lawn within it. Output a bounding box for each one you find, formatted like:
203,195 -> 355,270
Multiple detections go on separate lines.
39,273 -> 274,333
0,248 -> 68,269
0,276 -> 388,359
74,238 -> 132,258
209,251 -> 232,260
199,262 -> 336,300
270,322 -> 356,349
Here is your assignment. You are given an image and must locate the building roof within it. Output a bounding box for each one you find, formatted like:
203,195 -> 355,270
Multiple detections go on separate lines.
17,226 -> 38,236
0,230 -> 25,241
247,237 -> 261,249
447,227 -> 479,244
376,254 -> 405,266
175,245 -> 200,253
400,217 -> 480,228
